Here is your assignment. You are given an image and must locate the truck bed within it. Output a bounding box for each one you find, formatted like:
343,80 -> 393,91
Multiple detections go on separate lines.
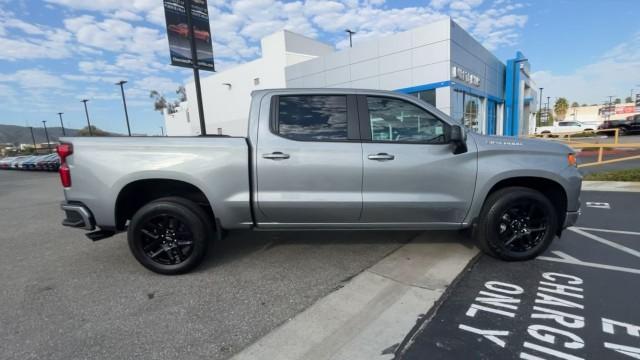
62,136 -> 253,230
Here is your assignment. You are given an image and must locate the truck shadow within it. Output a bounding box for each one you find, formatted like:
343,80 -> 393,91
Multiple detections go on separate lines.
197,229 -> 474,272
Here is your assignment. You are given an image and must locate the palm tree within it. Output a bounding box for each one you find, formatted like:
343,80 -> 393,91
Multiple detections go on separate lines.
554,98 -> 569,121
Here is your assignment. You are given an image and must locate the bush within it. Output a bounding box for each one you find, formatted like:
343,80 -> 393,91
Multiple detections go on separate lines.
584,168 -> 640,182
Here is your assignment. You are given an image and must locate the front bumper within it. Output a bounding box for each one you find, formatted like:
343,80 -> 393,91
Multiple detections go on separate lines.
563,210 -> 581,228
61,202 -> 95,230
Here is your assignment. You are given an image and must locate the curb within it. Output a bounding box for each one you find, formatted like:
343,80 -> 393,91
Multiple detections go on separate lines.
231,231 -> 478,360
582,181 -> 640,192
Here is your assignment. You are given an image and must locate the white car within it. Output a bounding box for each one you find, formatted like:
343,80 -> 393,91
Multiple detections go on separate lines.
536,121 -> 594,135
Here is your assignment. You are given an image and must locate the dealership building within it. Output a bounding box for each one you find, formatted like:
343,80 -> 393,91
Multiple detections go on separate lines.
166,17 -> 538,137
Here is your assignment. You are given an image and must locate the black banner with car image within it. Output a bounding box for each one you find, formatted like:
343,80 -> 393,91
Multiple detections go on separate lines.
163,0 -> 215,71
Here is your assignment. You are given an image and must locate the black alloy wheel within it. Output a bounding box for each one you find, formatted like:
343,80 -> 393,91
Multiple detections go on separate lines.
496,200 -> 549,253
128,197 -> 211,275
475,186 -> 558,261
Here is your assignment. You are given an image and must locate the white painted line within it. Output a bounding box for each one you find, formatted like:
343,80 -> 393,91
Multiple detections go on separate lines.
575,226 -> 640,237
585,202 -> 611,209
538,251 -> 640,275
568,227 -> 640,259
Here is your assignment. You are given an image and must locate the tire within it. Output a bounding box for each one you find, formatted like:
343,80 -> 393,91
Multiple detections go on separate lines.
127,197 -> 212,275
474,187 -> 558,261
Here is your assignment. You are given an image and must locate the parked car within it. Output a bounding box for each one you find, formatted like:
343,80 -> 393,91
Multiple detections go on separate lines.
21,154 -> 46,170
40,153 -> 60,171
598,116 -> 640,135
0,156 -> 17,169
536,121 -> 594,135
58,89 -> 582,275
9,156 -> 30,169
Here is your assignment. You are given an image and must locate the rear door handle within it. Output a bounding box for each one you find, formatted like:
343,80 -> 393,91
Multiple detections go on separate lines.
367,153 -> 395,161
262,152 -> 290,160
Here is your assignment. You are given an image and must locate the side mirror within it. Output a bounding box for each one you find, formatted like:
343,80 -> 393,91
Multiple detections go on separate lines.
449,125 -> 468,154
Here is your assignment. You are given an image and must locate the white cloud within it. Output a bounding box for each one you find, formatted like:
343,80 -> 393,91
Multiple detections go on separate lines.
0,69 -> 66,89
532,32 -> 640,104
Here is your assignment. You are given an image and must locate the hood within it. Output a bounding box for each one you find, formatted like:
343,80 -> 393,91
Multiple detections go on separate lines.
468,133 -> 574,155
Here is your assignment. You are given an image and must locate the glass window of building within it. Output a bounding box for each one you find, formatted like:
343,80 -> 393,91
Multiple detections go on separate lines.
463,94 -> 481,132
276,95 -> 348,141
409,89 -> 436,107
366,96 -> 446,144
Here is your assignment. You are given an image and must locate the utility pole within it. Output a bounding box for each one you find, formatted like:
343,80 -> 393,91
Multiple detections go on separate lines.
345,29 -> 356,47
184,0 -> 208,136
29,126 -> 37,153
42,120 -> 51,152
116,80 -> 132,136
81,99 -> 93,136
57,112 -> 66,136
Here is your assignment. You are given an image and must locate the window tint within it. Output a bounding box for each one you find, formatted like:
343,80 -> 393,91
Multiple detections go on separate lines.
277,95 -> 348,141
366,96 -> 446,143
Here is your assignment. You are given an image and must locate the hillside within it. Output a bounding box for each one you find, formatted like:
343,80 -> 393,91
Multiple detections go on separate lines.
0,124 -> 121,144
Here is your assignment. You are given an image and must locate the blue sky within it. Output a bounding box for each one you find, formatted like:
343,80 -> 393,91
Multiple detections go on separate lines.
1,0 -> 639,135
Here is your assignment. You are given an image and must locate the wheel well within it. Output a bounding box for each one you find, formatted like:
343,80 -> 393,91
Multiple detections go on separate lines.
486,177 -> 567,233
115,179 -> 214,230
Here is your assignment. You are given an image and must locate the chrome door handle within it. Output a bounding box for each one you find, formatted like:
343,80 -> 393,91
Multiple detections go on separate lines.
367,153 -> 395,161
262,152 -> 290,160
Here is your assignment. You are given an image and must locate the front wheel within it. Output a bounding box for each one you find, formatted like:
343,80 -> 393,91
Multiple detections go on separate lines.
128,197 -> 211,275
475,187 -> 558,261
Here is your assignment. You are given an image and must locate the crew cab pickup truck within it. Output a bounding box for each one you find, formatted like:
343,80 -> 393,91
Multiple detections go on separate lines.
58,89 -> 582,274
536,121 -> 594,135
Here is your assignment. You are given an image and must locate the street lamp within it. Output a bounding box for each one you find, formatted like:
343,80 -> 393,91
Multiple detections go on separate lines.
538,87 -> 543,126
57,112 -> 66,136
116,80 -> 132,136
159,126 -> 165,136
345,29 -> 356,48
81,99 -> 93,136
42,120 -> 51,152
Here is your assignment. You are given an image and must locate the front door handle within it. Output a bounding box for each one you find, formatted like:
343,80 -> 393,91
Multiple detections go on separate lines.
262,152 -> 290,160
367,153 -> 395,161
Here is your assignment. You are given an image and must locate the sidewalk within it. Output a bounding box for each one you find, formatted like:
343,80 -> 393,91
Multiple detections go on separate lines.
582,180 -> 640,192
231,231 -> 478,360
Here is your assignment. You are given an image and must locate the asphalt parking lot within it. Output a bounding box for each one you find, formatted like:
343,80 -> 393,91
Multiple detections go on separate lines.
0,171 -> 419,360
398,191 -> 640,359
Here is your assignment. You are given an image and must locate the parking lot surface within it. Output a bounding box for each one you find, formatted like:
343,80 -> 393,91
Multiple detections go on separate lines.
0,171 -> 418,359
398,191 -> 640,359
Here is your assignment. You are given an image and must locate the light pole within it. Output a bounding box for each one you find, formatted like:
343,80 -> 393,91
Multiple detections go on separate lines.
81,99 -> 93,136
29,126 -> 37,153
160,126 -> 165,136
345,29 -> 356,48
116,80 -> 132,136
57,112 -> 66,136
538,87 -> 543,126
606,95 -> 615,121
42,120 -> 51,152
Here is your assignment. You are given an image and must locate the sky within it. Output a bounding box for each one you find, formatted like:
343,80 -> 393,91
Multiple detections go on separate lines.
0,0 -> 639,136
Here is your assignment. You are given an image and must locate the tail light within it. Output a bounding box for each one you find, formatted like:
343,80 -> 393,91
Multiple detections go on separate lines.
56,143 -> 73,187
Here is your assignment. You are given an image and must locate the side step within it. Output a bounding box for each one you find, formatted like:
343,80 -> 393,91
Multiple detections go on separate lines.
85,229 -> 116,241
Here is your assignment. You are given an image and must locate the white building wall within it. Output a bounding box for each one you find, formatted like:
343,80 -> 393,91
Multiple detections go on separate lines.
172,30 -> 334,136
286,18 -> 452,110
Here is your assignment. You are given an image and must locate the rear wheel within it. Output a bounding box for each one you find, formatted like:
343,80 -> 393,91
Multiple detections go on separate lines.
128,197 -> 211,274
475,187 -> 558,261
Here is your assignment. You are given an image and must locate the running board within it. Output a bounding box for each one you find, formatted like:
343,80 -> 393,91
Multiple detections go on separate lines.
85,229 -> 116,241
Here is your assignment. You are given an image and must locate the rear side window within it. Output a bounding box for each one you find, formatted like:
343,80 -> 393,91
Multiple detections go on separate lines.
276,95 -> 348,141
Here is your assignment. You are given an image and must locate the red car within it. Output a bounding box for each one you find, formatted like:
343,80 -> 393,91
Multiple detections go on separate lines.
168,23 -> 210,42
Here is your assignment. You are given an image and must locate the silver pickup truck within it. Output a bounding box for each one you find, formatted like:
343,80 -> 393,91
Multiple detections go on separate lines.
58,88 -> 581,274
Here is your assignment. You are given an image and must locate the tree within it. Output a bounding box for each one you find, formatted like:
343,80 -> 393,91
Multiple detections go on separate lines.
614,98 -> 621,104
150,87 -> 185,115
77,125 -> 109,136
625,96 -> 633,103
536,109 -> 554,126
176,86 -> 187,102
582,103 -> 588,107
571,101 -> 579,108
553,97 -> 569,120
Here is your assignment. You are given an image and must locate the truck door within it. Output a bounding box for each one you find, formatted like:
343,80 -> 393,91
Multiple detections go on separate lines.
358,95 -> 477,225
255,94 -> 363,225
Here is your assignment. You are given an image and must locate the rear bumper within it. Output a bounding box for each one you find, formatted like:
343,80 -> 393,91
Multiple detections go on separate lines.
61,202 -> 95,230
563,209 -> 581,228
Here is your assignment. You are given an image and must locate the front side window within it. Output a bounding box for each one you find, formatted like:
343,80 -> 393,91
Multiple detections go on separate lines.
277,95 -> 348,141
366,96 -> 446,143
